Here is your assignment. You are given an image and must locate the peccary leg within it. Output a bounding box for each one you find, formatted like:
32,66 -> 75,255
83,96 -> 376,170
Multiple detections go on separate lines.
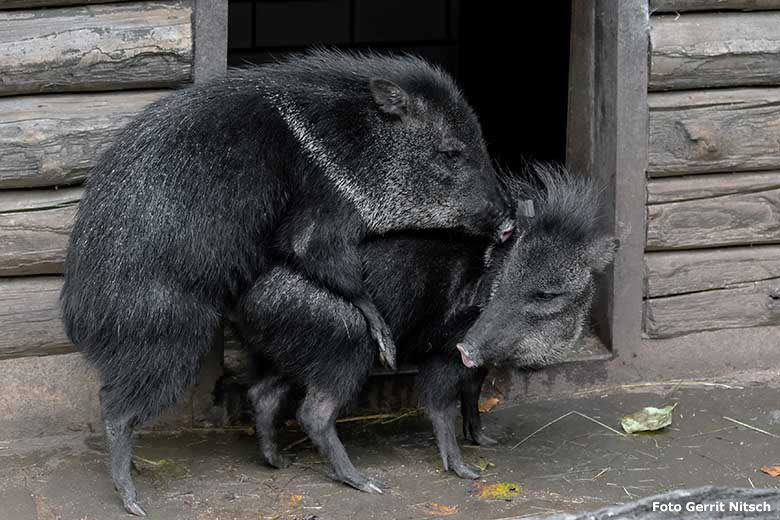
100,389 -> 146,517
248,375 -> 293,469
296,388 -> 384,493
282,218 -> 396,369
353,295 -> 396,370
460,367 -> 497,446
428,404 -> 481,480
417,355 -> 482,480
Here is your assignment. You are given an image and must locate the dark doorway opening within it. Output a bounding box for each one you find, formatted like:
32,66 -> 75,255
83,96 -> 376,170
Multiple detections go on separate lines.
226,0 -> 572,172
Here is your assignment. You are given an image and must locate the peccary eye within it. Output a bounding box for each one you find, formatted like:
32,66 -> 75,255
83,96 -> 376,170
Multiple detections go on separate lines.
440,149 -> 463,164
535,291 -> 562,301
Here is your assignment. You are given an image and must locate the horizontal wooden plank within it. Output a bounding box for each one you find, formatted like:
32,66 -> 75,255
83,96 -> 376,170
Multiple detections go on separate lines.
0,186 -> 81,213
0,90 -> 165,188
648,88 -> 780,176
0,1 -> 192,96
0,187 -> 82,276
0,276 -> 74,359
647,186 -> 780,249
650,12 -> 780,90
645,246 -> 780,297
647,171 -> 780,204
644,277 -> 780,338
651,0 -> 780,11
0,0 -> 133,9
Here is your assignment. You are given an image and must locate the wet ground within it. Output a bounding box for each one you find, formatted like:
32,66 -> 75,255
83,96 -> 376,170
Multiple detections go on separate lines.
2,382 -> 779,520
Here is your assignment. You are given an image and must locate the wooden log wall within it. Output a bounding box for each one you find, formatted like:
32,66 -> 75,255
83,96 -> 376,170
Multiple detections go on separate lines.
0,0 -> 223,360
0,91 -> 167,188
0,0 -> 133,8
0,1 -> 192,96
644,0 -> 780,338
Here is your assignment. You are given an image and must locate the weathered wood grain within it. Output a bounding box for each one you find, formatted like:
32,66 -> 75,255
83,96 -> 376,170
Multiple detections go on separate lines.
0,186 -> 81,213
0,0 -> 133,9
0,1 -> 193,96
645,246 -> 780,297
644,277 -> 780,337
0,187 -> 82,276
0,276 -> 74,359
650,12 -> 780,90
646,186 -> 780,249
647,171 -> 780,204
651,0 -> 780,11
648,88 -> 780,176
0,90 -> 166,188
565,0 -> 650,351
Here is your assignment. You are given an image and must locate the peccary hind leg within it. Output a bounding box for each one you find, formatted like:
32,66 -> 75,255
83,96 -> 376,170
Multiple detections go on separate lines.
100,390 -> 146,517
297,388 -> 385,493
460,367 -> 497,446
248,375 -> 293,469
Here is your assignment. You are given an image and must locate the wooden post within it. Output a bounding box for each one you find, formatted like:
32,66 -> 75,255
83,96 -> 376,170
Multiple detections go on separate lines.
191,0 -> 228,427
566,0 -> 650,352
193,0 -> 228,83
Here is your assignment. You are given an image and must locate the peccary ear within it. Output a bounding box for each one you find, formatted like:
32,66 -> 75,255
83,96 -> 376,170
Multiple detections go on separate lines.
369,78 -> 409,117
586,236 -> 620,272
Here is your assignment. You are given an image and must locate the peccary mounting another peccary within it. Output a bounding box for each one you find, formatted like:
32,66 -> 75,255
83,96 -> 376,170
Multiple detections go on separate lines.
236,163 -> 618,493
60,50 -> 511,516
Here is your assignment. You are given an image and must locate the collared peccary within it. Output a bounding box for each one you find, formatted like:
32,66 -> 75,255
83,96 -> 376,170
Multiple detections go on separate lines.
236,163 -> 618,492
60,50 -> 512,516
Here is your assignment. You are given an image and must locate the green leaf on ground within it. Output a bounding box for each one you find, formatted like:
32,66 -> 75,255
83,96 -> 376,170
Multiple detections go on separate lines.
621,403 -> 678,434
472,481 -> 522,500
476,457 -> 495,471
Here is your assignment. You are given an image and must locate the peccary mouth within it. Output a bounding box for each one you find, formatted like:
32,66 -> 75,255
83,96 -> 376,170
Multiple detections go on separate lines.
456,343 -> 478,368
498,219 -> 515,243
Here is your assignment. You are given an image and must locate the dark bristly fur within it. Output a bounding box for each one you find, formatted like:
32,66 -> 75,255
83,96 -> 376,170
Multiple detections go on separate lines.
61,49 -> 510,515
236,162 -> 618,491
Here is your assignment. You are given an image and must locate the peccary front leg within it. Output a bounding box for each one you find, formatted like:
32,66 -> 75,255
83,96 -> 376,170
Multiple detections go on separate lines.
281,213 -> 396,369
248,375 -> 293,469
417,355 -> 481,480
429,404 -> 481,480
297,388 -> 385,494
460,367 -> 497,446
353,295 -> 396,370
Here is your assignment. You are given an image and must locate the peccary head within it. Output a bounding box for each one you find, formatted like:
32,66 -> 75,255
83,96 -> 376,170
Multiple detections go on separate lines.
365,70 -> 513,239
270,50 -> 513,240
456,164 -> 619,369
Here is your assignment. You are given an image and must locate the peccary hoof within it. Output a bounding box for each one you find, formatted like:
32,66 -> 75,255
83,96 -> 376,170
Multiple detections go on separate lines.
123,500 -> 147,517
264,452 -> 291,469
452,462 -> 481,480
342,474 -> 386,494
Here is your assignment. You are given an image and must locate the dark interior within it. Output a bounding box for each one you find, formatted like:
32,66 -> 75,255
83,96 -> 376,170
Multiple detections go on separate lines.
227,0 -> 572,171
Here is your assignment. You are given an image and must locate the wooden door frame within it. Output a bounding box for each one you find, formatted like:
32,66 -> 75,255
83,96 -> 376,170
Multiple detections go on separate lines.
566,1 -> 650,353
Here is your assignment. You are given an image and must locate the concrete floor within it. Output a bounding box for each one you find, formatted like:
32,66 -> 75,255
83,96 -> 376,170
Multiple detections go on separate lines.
2,383 -> 779,520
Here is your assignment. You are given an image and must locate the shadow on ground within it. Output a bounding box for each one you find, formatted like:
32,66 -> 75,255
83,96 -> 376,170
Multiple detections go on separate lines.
2,384 -> 779,519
